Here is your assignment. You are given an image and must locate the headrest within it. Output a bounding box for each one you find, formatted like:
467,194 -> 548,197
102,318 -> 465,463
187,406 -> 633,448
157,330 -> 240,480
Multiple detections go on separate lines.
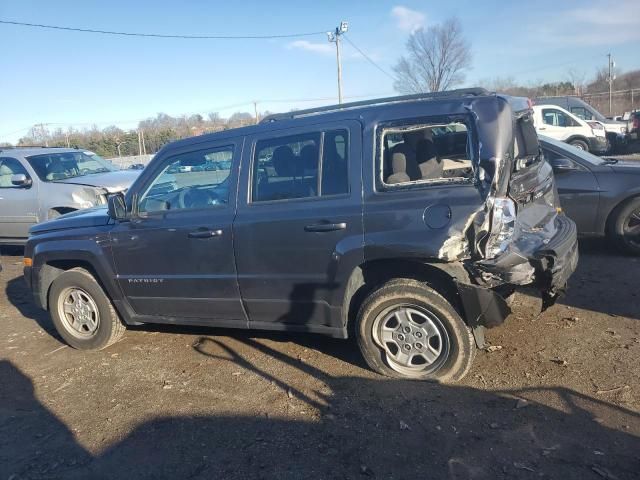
272,145 -> 296,176
0,164 -> 13,175
392,152 -> 407,173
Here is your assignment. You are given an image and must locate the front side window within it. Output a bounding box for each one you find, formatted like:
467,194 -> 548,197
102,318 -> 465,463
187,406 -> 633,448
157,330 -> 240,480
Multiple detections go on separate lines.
542,109 -> 577,127
251,129 -> 349,202
379,121 -> 473,188
26,151 -> 117,181
138,146 -> 233,213
0,157 -> 29,188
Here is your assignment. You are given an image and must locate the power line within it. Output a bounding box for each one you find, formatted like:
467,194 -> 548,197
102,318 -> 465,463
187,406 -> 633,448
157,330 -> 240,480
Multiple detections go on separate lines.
0,19 -> 326,39
343,34 -> 396,82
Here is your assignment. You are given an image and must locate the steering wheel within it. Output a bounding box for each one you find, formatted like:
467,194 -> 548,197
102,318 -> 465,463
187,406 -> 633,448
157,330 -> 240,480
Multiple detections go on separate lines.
177,186 -> 219,209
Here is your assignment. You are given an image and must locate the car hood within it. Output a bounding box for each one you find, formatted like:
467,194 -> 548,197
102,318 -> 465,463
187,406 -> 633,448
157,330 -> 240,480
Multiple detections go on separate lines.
53,170 -> 140,192
29,206 -> 111,235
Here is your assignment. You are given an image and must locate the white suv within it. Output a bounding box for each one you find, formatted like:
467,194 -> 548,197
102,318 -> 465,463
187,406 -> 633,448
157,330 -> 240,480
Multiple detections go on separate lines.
532,105 -> 608,153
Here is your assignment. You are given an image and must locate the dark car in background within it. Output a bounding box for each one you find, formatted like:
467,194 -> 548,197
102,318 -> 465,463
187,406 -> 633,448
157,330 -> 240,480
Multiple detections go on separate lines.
23,89 -> 578,382
540,135 -> 640,254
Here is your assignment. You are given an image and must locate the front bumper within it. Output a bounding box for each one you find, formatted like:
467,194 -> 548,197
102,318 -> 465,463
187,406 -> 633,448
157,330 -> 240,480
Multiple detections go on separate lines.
588,136 -> 610,154
456,215 -> 578,335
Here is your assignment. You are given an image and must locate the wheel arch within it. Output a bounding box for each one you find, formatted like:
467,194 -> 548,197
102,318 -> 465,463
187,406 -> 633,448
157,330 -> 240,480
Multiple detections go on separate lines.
342,258 -> 467,334
31,244 -> 124,320
564,135 -> 589,147
605,193 -> 640,234
39,260 -> 101,311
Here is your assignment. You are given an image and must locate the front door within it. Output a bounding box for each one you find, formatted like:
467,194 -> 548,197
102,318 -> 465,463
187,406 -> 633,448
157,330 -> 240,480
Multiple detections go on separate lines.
233,122 -> 363,332
542,145 -> 600,233
110,140 -> 246,325
0,157 -> 38,242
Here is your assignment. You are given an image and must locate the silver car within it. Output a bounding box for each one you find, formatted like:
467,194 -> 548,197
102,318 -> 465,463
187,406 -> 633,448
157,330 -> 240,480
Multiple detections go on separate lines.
0,147 -> 140,244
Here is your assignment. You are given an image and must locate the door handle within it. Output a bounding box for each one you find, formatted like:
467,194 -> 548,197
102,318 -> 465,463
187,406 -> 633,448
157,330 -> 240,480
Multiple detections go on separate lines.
188,229 -> 223,239
304,222 -> 347,233
538,127 -> 546,130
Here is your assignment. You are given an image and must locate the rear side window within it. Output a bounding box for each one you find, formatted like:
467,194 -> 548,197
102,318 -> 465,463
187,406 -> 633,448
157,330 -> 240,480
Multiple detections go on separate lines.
252,129 -> 349,202
379,121 -> 473,188
571,107 -> 593,121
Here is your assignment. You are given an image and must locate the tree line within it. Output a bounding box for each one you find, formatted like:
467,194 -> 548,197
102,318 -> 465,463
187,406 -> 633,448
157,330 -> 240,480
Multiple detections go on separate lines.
12,111 -> 260,158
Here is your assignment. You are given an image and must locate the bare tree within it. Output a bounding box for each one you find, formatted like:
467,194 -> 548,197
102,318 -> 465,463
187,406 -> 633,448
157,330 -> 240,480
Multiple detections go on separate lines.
393,17 -> 472,94
566,68 -> 586,95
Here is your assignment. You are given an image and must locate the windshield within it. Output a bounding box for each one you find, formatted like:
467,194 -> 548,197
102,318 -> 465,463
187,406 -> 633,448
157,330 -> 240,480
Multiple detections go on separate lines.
26,151 -> 118,182
539,135 -> 607,165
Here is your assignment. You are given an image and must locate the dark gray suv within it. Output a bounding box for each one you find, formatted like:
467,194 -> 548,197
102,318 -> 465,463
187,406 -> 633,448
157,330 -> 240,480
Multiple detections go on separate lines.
23,89 -> 578,382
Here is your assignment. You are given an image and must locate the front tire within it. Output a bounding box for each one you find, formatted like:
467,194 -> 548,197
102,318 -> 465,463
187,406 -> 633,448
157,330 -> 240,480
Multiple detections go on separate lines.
569,139 -> 589,152
49,268 -> 126,350
356,279 -> 475,382
609,197 -> 640,255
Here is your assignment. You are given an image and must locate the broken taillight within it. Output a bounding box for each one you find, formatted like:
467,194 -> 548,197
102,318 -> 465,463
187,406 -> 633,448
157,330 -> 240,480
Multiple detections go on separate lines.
484,197 -> 517,258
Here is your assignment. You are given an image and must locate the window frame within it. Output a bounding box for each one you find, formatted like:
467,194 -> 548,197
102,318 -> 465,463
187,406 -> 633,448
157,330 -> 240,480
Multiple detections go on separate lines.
248,126 -> 351,205
133,142 -> 238,219
0,157 -> 31,189
374,116 -> 475,194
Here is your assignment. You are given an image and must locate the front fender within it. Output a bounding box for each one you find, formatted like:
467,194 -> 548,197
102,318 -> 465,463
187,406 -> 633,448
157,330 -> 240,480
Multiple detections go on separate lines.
29,234 -> 121,313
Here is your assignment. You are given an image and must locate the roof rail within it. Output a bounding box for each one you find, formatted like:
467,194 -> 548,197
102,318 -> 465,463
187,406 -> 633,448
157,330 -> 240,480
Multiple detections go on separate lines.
260,88 -> 490,123
0,145 -> 74,149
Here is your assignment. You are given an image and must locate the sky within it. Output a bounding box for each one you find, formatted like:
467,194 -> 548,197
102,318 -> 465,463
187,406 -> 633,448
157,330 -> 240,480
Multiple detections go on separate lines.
1,0 -> 639,143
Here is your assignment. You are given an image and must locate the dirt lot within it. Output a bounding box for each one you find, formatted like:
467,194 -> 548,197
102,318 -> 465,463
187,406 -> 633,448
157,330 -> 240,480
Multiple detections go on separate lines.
1,241 -> 639,480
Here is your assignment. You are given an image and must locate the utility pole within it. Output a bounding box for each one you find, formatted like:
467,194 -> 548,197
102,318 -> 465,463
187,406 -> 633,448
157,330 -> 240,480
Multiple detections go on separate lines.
327,21 -> 348,104
141,129 -> 146,155
607,53 -> 616,116
137,130 -> 142,156
64,132 -> 70,148
253,101 -> 260,124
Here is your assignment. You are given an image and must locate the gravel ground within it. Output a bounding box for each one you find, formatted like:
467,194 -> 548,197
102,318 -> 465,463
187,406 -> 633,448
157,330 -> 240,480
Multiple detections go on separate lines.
1,240 -> 639,480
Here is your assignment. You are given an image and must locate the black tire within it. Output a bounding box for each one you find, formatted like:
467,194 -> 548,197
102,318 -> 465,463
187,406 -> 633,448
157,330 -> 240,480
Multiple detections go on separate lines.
49,268 -> 126,350
569,139 -> 589,152
356,279 -> 475,382
608,197 -> 640,255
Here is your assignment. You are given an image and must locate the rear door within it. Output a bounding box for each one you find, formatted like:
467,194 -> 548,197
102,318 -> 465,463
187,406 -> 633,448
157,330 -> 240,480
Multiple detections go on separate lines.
233,121 -> 363,333
110,139 -> 246,324
0,157 -> 38,241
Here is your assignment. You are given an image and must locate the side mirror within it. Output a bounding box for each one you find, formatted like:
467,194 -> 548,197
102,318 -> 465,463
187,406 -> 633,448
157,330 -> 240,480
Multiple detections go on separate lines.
549,157 -> 576,173
107,192 -> 127,221
11,174 -> 32,187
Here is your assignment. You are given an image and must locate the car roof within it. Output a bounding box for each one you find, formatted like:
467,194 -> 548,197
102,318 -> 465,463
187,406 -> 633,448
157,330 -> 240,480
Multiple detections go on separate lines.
0,147 -> 85,157
163,89 -> 530,153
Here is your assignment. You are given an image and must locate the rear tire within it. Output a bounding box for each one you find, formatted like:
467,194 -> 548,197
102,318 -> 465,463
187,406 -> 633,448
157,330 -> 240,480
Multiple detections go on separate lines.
356,279 -> 475,382
608,197 -> 640,255
569,139 -> 589,152
49,268 -> 126,350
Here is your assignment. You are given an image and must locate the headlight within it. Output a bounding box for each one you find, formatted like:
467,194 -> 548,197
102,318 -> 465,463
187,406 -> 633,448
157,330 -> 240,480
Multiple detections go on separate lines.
71,188 -> 101,209
485,197 -> 517,258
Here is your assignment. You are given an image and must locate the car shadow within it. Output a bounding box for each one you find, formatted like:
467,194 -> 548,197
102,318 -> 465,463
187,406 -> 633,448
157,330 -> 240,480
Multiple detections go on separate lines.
2,342 -> 639,480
